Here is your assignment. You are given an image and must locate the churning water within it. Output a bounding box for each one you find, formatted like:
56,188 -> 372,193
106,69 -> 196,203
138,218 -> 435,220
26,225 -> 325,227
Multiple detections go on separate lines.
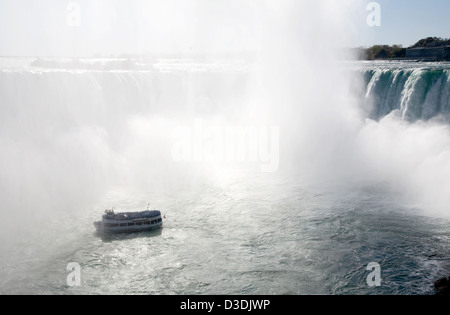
0,58 -> 449,295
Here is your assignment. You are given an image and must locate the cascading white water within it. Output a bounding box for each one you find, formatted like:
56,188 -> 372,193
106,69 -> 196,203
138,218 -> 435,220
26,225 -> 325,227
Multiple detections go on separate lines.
0,63 -> 254,228
362,64 -> 450,122
2,6 -> 450,232
358,62 -> 450,214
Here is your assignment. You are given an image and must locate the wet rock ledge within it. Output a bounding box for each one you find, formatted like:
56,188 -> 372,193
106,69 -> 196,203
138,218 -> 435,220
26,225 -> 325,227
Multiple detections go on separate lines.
434,277 -> 450,295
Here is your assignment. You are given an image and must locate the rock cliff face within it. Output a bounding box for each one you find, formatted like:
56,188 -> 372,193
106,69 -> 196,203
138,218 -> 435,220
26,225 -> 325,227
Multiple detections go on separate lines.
406,46 -> 450,61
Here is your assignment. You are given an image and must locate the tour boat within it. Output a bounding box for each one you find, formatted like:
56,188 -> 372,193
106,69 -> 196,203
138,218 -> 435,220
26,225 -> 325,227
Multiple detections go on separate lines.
94,208 -> 163,234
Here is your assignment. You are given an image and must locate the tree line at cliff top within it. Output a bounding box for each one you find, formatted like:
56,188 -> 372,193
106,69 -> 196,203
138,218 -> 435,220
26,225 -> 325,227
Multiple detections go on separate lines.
355,37 -> 450,60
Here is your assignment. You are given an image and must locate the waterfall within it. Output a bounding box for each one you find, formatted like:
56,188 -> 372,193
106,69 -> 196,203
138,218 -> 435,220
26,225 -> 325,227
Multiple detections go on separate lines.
361,64 -> 450,122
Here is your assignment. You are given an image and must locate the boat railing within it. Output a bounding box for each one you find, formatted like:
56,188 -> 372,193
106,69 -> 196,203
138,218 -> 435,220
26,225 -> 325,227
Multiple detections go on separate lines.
102,210 -> 161,221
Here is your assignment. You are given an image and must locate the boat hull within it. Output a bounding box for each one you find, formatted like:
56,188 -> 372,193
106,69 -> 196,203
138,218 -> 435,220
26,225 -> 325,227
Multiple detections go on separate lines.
94,210 -> 163,234
94,221 -> 163,234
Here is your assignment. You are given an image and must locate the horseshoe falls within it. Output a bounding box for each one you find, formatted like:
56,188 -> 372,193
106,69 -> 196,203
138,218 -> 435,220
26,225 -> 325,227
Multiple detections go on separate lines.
0,57 -> 449,295
361,62 -> 450,122
356,62 -> 450,213
0,0 -> 450,295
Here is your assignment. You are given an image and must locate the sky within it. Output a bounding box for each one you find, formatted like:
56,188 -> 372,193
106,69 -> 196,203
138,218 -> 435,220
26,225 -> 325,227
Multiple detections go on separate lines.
0,0 -> 263,56
357,0 -> 450,47
0,0 -> 449,57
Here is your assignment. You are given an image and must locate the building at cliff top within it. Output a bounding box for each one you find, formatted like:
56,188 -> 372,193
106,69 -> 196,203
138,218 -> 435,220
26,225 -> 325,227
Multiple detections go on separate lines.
406,44 -> 450,61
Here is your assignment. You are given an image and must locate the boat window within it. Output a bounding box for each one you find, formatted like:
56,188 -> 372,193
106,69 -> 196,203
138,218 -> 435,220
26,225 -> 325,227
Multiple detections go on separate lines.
128,223 -> 135,226
157,218 -> 162,222
144,221 -> 150,225
104,223 -> 119,227
136,222 -> 142,225
120,224 -> 127,227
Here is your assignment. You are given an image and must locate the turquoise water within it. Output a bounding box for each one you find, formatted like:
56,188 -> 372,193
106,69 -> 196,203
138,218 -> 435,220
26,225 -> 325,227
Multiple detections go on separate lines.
1,175 -> 449,295
358,61 -> 450,122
